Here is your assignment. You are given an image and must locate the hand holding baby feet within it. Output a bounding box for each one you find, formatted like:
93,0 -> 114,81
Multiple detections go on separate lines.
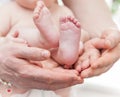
77,36 -> 120,78
80,44 -> 120,78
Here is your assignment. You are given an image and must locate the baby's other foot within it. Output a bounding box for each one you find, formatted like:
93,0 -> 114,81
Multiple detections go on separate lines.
33,1 -> 59,48
53,16 -> 81,68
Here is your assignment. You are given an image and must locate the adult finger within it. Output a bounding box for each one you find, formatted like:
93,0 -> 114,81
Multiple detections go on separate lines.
16,63 -> 83,89
81,58 -> 90,70
91,43 -> 120,69
101,28 -> 120,49
90,49 -> 100,65
80,64 -> 113,78
75,58 -> 82,72
16,46 -> 50,61
30,68 -> 82,84
89,38 -> 108,49
20,77 -> 83,90
9,58 -> 82,84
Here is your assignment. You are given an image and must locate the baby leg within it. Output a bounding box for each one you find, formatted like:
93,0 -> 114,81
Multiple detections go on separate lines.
33,0 -> 59,48
52,16 -> 81,68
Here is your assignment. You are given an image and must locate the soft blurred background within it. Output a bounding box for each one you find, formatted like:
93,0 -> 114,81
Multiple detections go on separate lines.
0,0 -> 120,97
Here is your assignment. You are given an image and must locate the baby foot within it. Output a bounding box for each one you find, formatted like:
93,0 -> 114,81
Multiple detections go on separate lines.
52,16 -> 81,68
33,1 -> 59,48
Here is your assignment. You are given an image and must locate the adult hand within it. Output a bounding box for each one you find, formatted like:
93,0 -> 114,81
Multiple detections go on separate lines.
0,37 -> 83,90
77,28 -> 120,78
100,28 -> 120,49
80,43 -> 120,78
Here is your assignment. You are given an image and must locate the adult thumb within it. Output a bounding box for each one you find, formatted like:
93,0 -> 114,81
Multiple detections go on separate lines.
101,28 -> 120,49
